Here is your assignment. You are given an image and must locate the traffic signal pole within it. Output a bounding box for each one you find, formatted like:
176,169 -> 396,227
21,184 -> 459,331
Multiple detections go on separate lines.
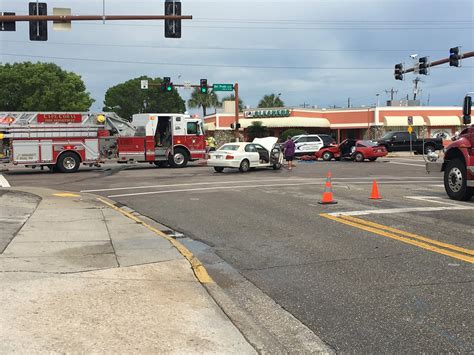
234,82 -> 240,141
401,51 -> 474,74
0,14 -> 192,22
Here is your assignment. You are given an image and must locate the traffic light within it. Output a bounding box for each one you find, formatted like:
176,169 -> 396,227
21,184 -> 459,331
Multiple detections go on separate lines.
394,63 -> 404,80
200,79 -> 208,94
161,77 -> 173,92
164,0 -> 181,38
29,2 -> 47,41
449,47 -> 460,67
418,57 -> 429,75
0,12 -> 16,31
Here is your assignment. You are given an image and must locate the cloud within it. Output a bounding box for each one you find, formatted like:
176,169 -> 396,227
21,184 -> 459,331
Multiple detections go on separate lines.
1,0 -> 472,112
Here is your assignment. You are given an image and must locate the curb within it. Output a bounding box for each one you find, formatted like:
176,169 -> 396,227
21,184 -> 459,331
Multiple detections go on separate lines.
96,197 -> 213,284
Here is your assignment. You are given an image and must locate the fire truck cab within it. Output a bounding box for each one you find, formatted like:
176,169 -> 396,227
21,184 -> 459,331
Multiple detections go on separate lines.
119,113 -> 206,168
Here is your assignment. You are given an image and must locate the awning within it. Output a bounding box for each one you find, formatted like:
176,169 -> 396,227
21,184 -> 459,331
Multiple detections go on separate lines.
204,122 -> 216,131
426,116 -> 461,126
383,116 -> 425,126
239,117 -> 330,129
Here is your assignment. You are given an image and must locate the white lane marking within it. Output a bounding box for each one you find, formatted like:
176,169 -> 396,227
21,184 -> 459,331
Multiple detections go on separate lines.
389,161 -> 426,167
405,195 -> 468,207
0,174 -> 11,188
83,178 -> 315,193
328,205 -> 474,217
108,180 -> 442,198
84,176 -> 440,193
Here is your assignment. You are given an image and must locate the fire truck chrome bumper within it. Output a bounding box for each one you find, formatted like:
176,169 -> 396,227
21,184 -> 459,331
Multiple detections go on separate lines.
426,162 -> 443,173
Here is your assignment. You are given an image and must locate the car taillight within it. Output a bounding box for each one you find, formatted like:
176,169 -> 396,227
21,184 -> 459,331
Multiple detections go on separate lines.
225,155 -> 234,160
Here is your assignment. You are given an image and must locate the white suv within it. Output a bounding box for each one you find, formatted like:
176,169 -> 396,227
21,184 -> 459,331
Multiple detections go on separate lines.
292,134 -> 335,155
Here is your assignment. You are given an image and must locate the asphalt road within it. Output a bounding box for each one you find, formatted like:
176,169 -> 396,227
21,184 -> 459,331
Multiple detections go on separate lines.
2,156 -> 473,353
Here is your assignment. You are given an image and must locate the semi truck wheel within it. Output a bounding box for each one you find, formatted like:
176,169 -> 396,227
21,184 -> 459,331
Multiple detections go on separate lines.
444,159 -> 473,201
57,152 -> 80,173
168,148 -> 188,168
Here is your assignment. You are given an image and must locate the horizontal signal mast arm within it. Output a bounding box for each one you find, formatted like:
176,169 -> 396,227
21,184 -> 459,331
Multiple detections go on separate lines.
403,51 -> 474,73
0,15 -> 192,22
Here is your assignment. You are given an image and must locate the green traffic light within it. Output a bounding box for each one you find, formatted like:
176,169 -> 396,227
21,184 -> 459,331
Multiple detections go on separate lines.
201,88 -> 207,94
167,85 -> 172,92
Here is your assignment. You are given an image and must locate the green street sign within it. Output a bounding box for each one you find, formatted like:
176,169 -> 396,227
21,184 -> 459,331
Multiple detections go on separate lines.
213,83 -> 234,91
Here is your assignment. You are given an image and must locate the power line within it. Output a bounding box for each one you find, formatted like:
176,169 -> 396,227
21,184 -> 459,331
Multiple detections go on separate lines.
0,40 -> 452,53
1,53 -> 472,70
69,22 -> 472,30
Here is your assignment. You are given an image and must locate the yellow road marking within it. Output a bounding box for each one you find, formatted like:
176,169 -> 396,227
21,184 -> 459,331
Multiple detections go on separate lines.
320,213 -> 474,264
53,192 -> 81,197
97,197 -> 213,284
340,215 -> 474,256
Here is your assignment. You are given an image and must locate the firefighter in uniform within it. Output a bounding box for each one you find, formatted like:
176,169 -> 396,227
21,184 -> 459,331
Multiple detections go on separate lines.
206,136 -> 217,152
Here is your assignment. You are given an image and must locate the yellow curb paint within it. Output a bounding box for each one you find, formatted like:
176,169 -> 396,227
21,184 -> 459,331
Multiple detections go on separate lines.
320,213 -> 474,264
53,193 -> 81,197
97,197 -> 213,284
340,215 -> 474,256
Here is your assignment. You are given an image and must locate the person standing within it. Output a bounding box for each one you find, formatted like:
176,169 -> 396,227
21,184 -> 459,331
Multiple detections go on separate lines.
283,136 -> 296,170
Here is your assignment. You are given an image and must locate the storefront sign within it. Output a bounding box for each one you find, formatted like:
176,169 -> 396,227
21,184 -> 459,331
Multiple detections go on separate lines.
244,109 -> 291,118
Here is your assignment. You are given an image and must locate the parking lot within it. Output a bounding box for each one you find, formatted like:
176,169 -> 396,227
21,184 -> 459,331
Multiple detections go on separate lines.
2,155 -> 473,353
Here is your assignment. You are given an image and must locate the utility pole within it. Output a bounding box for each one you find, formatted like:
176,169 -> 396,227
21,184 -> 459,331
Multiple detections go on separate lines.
384,88 -> 398,101
413,77 -> 422,100
347,97 -> 351,108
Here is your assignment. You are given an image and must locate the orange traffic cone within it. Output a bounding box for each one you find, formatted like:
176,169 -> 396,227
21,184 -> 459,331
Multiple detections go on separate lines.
318,171 -> 337,205
369,179 -> 382,199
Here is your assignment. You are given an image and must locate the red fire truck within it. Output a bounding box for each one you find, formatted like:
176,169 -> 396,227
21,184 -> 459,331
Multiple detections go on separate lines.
426,94 -> 473,200
0,112 -> 206,172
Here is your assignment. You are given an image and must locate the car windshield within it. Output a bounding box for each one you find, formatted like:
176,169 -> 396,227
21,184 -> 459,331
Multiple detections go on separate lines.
218,144 -> 240,151
381,132 -> 394,140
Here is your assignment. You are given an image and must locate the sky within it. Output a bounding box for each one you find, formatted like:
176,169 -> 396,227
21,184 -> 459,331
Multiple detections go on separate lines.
1,0 -> 473,114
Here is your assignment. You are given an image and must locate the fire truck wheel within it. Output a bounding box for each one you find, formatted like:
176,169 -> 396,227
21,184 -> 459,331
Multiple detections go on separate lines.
168,148 -> 189,168
57,152 -> 80,173
444,159 -> 473,201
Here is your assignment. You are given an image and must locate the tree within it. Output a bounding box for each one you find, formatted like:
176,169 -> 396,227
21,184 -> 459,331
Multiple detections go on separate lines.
221,94 -> 244,111
258,93 -> 284,108
0,62 -> 94,111
187,88 -> 221,117
103,76 -> 185,120
280,128 -> 307,141
246,121 -> 269,141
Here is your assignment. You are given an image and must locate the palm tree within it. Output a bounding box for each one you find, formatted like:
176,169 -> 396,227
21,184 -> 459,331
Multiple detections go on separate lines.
257,93 -> 284,108
187,88 -> 221,117
221,94 -> 244,111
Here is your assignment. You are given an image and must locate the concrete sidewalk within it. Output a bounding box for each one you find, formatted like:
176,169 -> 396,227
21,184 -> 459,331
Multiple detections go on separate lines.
0,188 -> 254,353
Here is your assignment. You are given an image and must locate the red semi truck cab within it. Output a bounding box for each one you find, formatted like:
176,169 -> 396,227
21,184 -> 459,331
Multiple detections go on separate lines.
426,94 -> 474,200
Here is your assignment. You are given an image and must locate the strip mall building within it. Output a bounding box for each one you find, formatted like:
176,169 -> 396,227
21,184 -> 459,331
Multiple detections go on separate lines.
204,105 -> 463,142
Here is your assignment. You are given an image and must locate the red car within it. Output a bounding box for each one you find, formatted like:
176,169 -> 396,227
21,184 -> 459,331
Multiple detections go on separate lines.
315,139 -> 388,162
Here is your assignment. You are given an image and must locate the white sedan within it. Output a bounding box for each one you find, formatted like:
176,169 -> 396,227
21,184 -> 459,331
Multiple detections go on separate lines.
208,137 -> 283,173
